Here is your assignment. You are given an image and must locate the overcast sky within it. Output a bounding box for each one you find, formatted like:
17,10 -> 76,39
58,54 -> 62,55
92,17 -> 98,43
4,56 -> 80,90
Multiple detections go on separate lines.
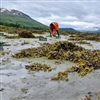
1,0 -> 100,29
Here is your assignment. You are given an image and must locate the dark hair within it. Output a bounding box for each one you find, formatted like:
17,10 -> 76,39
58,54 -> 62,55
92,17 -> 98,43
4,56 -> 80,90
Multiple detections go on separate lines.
50,23 -> 54,28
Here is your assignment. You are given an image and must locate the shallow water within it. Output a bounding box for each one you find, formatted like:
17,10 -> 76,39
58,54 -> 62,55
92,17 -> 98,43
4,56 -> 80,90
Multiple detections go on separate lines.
0,34 -> 100,100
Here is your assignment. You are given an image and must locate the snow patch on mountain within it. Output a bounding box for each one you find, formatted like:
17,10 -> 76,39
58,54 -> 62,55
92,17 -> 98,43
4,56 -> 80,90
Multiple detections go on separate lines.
83,27 -> 100,31
0,8 -> 32,20
0,8 -> 28,17
78,26 -> 100,33
0,8 -> 7,12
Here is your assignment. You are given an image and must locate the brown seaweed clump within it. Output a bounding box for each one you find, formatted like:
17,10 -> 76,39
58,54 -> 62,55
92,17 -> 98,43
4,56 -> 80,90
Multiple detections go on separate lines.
51,60 -> 94,81
51,71 -> 69,81
80,50 -> 100,70
68,60 -> 94,77
13,40 -> 100,80
69,33 -> 100,42
51,52 -> 100,81
18,30 -> 35,38
13,41 -> 100,70
13,41 -> 84,58
50,41 -> 84,52
25,63 -> 52,72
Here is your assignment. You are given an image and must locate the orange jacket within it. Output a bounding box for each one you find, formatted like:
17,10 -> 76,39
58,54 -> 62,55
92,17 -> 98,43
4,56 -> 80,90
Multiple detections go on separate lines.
49,22 -> 59,35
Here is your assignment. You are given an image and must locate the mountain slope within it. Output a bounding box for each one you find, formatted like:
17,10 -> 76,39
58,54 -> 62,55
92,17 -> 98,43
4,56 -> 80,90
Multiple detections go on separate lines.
60,28 -> 77,32
0,8 -> 48,29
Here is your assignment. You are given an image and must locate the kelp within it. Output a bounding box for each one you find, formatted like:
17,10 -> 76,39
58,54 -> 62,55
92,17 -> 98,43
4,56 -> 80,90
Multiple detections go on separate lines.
25,63 -> 52,72
13,41 -> 100,80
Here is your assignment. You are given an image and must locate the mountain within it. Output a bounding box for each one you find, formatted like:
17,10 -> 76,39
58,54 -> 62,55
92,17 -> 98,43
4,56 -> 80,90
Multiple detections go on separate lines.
0,8 -> 48,29
60,28 -> 77,32
79,27 -> 100,33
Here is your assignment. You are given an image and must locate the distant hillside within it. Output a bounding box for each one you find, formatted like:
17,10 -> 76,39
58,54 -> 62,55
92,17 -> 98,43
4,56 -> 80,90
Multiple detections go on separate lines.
0,8 -> 48,29
60,28 -> 77,32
